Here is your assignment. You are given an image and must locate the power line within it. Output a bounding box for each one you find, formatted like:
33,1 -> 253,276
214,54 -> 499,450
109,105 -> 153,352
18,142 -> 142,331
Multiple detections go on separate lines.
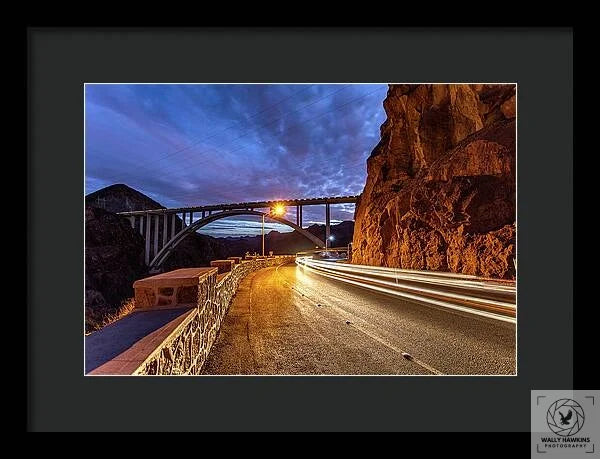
144,84 -> 354,179
95,84 -> 316,182
88,85 -> 386,206
93,84 -> 356,188
150,85 -> 385,196
97,84 -> 345,183
122,85 -> 352,178
153,86 -> 386,203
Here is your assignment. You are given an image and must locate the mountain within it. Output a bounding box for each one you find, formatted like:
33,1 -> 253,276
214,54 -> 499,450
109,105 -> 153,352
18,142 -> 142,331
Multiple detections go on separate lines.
352,84 -> 516,279
85,183 -> 164,213
219,220 -> 354,255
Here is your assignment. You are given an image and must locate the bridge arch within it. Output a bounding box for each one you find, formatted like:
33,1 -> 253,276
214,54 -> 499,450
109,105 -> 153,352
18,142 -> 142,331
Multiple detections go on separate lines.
149,209 -> 325,270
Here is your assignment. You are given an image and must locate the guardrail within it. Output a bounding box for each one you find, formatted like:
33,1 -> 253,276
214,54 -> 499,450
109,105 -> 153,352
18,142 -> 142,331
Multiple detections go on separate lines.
295,257 -> 516,324
296,247 -> 349,257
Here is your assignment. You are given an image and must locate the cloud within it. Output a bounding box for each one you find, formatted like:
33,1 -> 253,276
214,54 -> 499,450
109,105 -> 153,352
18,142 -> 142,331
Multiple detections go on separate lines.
85,84 -> 387,237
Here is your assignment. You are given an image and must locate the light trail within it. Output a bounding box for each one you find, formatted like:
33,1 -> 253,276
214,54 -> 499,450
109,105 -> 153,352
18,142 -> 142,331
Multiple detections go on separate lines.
295,257 -> 516,324
302,258 -> 515,296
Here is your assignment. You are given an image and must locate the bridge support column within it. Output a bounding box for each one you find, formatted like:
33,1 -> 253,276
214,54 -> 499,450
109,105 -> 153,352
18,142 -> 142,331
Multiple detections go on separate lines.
162,214 -> 168,248
144,213 -> 151,265
129,216 -> 135,229
325,203 -> 330,247
171,213 -> 176,238
190,211 -> 194,225
202,210 -> 206,219
154,214 -> 159,259
299,206 -> 303,228
296,206 -> 300,226
182,212 -> 187,227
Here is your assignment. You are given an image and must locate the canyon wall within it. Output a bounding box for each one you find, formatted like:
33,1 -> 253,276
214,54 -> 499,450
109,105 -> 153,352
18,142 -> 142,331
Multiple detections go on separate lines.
352,84 -> 516,279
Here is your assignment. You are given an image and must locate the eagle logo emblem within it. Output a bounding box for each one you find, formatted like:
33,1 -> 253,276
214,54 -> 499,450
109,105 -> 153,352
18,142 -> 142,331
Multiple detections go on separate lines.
546,399 -> 585,436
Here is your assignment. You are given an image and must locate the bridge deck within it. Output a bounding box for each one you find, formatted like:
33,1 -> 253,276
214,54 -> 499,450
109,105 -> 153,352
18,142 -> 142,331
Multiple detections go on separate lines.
117,195 -> 359,216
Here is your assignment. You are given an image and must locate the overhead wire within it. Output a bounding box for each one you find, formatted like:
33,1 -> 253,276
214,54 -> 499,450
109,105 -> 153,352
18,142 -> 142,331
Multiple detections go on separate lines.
94,84 -> 347,183
149,86 -> 387,204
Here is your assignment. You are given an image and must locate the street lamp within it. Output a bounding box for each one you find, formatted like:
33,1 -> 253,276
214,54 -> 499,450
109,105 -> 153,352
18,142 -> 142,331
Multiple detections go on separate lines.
326,234 -> 334,250
262,204 -> 285,256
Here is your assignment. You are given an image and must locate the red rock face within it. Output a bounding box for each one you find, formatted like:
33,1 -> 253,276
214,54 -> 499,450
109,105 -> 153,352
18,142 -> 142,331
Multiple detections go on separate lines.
352,84 -> 516,279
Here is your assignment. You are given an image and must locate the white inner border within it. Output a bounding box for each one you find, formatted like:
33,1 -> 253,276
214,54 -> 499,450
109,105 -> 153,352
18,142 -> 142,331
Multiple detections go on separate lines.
83,82 -> 518,378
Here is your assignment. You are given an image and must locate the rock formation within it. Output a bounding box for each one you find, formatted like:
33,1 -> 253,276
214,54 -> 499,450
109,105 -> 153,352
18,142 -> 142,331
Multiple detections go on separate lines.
85,183 -> 164,213
85,205 -> 146,330
352,84 -> 516,279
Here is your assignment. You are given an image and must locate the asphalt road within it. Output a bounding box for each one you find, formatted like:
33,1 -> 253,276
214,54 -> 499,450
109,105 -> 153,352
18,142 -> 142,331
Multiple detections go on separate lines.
202,263 -> 516,375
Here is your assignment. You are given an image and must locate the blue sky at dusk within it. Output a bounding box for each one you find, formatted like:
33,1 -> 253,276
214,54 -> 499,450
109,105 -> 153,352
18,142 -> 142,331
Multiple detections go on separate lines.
85,84 -> 388,237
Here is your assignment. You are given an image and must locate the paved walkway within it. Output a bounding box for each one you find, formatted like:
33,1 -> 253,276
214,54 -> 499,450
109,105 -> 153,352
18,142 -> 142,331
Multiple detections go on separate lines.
85,308 -> 189,374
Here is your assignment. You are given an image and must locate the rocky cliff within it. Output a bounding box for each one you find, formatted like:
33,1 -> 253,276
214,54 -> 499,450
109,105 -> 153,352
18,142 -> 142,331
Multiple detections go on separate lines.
86,183 -> 164,213
85,205 -> 146,330
352,84 -> 516,279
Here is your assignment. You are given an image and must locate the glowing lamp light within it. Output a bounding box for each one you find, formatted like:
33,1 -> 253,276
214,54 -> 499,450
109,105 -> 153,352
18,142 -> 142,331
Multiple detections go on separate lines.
272,204 -> 285,216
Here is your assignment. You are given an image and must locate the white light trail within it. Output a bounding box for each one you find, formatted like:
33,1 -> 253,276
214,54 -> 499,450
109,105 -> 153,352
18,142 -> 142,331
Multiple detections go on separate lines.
295,257 -> 516,324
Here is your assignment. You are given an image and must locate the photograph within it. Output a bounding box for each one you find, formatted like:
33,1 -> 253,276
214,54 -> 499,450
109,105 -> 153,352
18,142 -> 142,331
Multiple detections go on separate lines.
84,83 -> 517,376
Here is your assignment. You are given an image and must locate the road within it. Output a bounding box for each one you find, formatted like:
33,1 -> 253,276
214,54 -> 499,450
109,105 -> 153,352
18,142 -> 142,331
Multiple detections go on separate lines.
202,263 -> 516,375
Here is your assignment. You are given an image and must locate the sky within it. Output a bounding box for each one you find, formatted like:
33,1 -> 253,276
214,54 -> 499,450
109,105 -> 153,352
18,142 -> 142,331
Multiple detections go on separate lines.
85,84 -> 388,237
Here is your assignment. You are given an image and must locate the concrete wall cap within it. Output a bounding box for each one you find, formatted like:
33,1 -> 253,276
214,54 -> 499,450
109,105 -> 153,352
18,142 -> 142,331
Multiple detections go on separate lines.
133,267 -> 217,288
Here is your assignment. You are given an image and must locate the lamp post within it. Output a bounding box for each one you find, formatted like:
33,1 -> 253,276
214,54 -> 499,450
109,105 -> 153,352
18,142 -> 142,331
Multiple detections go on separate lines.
326,234 -> 334,250
262,203 -> 285,257
262,213 -> 265,256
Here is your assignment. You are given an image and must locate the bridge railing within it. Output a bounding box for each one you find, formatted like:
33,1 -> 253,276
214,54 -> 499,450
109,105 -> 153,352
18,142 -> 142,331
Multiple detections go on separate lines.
296,247 -> 349,255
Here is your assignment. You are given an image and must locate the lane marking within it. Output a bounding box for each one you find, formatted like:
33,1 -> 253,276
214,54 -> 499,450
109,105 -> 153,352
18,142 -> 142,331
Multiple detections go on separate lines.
273,265 -> 348,358
275,264 -> 445,375
310,289 -> 445,375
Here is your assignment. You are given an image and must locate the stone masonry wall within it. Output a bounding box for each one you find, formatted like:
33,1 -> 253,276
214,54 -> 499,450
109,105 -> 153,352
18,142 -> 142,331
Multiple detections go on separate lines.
134,257 -> 295,375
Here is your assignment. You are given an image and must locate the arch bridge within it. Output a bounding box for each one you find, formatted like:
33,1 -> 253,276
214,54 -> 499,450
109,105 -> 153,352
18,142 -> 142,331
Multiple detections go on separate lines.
117,195 -> 359,271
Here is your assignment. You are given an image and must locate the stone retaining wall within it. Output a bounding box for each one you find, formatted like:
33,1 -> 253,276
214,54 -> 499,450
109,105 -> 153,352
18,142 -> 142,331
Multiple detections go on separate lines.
133,256 -> 294,375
